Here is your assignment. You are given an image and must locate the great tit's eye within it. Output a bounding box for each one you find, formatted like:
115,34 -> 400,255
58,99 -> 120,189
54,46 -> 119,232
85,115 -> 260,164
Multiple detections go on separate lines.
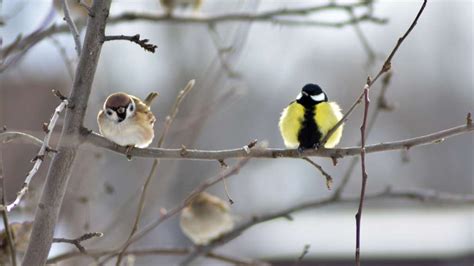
310,93 -> 326,102
106,109 -> 113,116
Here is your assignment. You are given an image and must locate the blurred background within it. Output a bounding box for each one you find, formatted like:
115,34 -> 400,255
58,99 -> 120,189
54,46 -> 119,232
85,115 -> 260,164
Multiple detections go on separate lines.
0,0 -> 473,265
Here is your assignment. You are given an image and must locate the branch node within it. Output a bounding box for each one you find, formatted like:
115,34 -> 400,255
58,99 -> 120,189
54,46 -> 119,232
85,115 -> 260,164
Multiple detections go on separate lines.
467,112 -> 472,127
42,122 -> 50,133
217,159 -> 228,168
180,145 -> 188,156
52,89 -> 68,101
103,34 -> 158,53
243,139 -> 258,154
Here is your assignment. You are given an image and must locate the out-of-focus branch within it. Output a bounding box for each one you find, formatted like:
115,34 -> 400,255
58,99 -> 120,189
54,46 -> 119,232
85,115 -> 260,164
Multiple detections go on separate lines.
302,157 -> 333,190
1,97 -> 68,212
0,1 -> 384,73
53,232 -> 103,254
22,1 -> 112,265
100,157 -> 252,265
62,0 -> 82,56
103,34 -> 158,53
181,187 -> 474,264
47,247 -> 260,265
84,122 -> 473,160
115,80 -> 195,265
0,146 -> 17,266
321,0 -> 427,146
0,131 -> 43,147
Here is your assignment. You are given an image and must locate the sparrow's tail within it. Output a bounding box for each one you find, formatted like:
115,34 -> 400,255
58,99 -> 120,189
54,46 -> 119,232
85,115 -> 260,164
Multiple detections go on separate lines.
144,92 -> 159,106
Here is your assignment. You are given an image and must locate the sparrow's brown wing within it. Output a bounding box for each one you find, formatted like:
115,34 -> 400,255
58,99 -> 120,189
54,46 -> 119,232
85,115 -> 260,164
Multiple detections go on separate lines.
131,96 -> 156,125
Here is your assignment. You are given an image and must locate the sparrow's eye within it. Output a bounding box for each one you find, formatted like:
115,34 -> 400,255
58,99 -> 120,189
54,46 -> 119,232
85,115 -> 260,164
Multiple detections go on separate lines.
129,104 -> 134,112
106,110 -> 113,116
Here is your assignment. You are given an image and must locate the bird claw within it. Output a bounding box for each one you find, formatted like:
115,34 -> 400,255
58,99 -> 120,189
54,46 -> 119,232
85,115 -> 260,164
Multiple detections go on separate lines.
125,145 -> 134,161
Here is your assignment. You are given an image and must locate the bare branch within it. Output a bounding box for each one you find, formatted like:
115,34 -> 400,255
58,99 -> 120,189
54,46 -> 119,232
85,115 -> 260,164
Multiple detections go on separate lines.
292,244 -> 310,266
102,158 -> 252,265
1,98 -> 68,212
355,86 -> 370,266
0,131 -> 44,147
48,247 -> 261,265
22,1 -> 112,264
62,0 -> 82,56
321,0 -> 427,146
181,187 -> 474,263
53,232 -> 103,254
302,157 -> 333,190
0,147 -> 17,266
115,80 -> 195,265
103,34 -> 158,53
83,123 -> 473,160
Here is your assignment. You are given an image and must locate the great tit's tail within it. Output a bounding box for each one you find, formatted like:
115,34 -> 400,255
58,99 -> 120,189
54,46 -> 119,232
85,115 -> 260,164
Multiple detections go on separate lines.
144,92 -> 159,106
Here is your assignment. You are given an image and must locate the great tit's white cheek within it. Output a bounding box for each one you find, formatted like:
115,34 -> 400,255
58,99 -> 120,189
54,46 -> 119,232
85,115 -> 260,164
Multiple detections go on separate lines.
311,93 -> 326,102
296,92 -> 303,100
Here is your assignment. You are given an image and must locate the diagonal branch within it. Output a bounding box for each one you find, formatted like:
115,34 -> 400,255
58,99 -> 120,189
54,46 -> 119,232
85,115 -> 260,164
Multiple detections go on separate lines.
0,145 -> 17,266
321,0 -> 428,146
115,80 -> 195,265
22,1 -> 112,265
62,0 -> 82,56
181,187 -> 474,264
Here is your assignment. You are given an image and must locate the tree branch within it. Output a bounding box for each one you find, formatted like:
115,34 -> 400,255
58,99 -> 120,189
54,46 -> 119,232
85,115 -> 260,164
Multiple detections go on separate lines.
47,247 -> 260,265
115,80 -> 195,265
83,122 -> 473,160
62,0 -> 82,56
1,97 -> 68,212
53,232 -> 103,254
181,187 -> 474,264
0,147 -> 16,266
321,0 -> 427,146
22,1 -> 112,265
103,34 -> 157,53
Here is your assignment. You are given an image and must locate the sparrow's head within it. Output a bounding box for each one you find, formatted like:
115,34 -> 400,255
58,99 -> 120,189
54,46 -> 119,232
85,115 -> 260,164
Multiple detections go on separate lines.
296,83 -> 328,106
103,93 -> 136,123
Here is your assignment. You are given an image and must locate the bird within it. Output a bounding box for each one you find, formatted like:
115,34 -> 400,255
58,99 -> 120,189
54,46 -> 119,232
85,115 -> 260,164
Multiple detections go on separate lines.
279,83 -> 343,152
160,0 -> 203,15
53,0 -> 92,20
97,92 -> 158,160
180,192 -> 234,245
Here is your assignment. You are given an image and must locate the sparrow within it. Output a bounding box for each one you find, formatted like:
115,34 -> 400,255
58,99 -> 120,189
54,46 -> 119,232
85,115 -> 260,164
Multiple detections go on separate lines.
97,92 -> 158,160
180,192 -> 234,245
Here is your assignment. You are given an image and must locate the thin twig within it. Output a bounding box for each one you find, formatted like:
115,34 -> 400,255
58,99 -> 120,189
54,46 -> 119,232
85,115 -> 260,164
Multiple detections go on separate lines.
321,0 -> 427,146
48,247 -> 261,265
84,122 -> 474,160
292,244 -> 310,266
62,0 -> 82,56
49,37 -> 75,80
0,1 -> 384,73
53,232 -> 103,254
333,72 -> 393,199
347,8 -> 377,66
2,97 -> 68,212
181,187 -> 474,264
355,86 -> 370,266
103,34 -> 158,53
0,147 -> 17,266
115,80 -> 195,265
302,157 -> 333,190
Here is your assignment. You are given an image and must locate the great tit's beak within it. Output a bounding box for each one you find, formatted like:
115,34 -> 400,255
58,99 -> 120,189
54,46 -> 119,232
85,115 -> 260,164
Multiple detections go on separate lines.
302,91 -> 309,96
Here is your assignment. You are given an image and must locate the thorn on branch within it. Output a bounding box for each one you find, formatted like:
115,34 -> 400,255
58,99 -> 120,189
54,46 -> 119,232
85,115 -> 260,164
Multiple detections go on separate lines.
42,123 -> 50,133
103,34 -> 158,53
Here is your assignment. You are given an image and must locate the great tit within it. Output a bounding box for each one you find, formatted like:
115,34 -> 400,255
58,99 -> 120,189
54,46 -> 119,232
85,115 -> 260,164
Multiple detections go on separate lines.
279,83 -> 343,152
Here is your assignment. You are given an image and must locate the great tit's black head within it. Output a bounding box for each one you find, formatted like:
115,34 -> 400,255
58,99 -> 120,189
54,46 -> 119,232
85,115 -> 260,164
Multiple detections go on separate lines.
103,92 -> 136,123
296,83 -> 328,105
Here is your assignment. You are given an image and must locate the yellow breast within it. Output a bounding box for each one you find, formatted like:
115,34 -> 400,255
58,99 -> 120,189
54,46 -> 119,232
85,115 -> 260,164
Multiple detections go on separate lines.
315,102 -> 344,148
279,102 -> 305,148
